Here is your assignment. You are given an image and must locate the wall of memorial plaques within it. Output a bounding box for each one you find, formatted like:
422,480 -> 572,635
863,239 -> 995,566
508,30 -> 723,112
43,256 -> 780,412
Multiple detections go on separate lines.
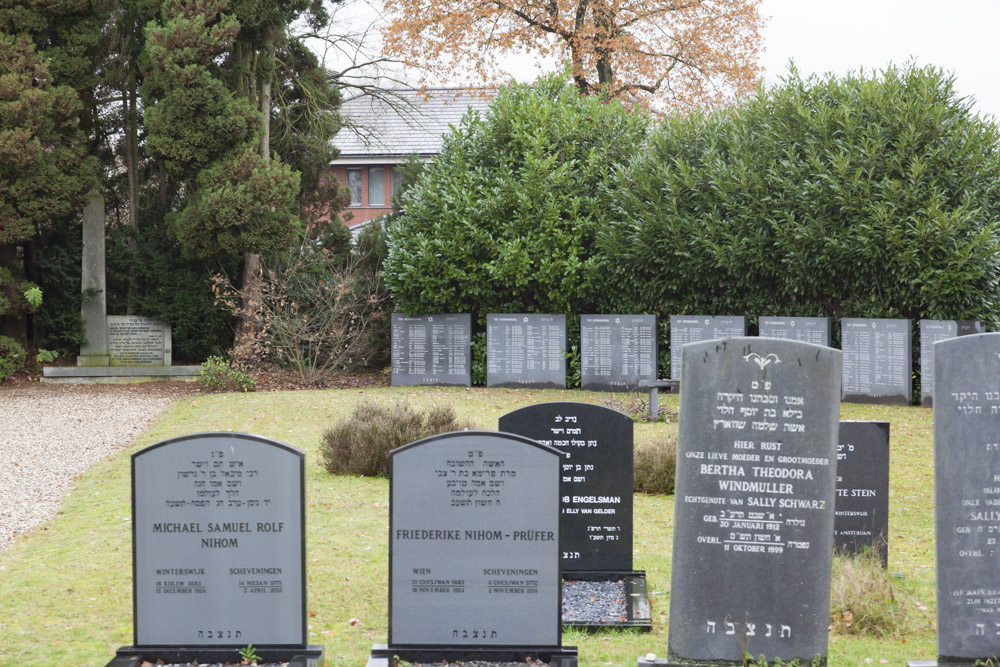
918,319 -> 985,406
486,314 -> 567,388
669,316 -> 746,380
391,313 -> 472,387
841,318 -> 911,405
579,315 -> 657,392
758,317 -> 831,347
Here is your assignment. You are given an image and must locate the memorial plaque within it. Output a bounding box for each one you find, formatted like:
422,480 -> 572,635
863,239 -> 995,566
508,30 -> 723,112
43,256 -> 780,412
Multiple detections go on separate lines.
390,431 -> 562,647
931,333 -> 1000,663
391,313 -> 471,387
132,433 -> 305,647
580,315 -> 657,392
841,318 -> 912,405
758,317 -> 831,348
487,314 -> 566,388
668,338 -> 841,665
669,316 -> 746,380
108,315 -> 171,366
919,320 -> 985,407
835,421 -> 890,567
499,402 -> 633,573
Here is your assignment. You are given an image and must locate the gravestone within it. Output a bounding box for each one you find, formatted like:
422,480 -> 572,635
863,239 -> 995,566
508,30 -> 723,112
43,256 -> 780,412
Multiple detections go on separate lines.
391,313 -> 471,386
758,317 -> 831,347
108,432 -> 323,667
499,402 -> 650,630
835,421 -> 890,567
107,315 -> 171,366
669,316 -> 746,380
919,320 -> 985,407
667,338 -> 841,666
841,318 -> 912,405
487,314 -> 567,388
368,431 -> 577,666
907,334 -> 1000,666
580,315 -> 658,392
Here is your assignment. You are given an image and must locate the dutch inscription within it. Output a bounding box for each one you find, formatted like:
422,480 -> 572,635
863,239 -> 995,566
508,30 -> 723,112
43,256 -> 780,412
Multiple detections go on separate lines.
487,314 -> 566,388
580,315 -> 657,392
391,313 -> 471,387
758,317 -> 831,348
841,318 -> 911,405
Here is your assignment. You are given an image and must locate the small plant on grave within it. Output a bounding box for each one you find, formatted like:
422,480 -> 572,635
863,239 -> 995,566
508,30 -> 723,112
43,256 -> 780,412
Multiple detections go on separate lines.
199,355 -> 258,392
829,544 -> 918,637
321,401 -> 473,477
633,433 -> 677,494
237,642 -> 261,665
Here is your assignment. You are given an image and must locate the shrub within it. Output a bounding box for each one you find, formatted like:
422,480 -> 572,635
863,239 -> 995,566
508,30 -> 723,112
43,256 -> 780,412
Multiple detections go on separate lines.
0,335 -> 27,381
633,433 -> 677,494
829,546 -> 920,637
321,401 -> 472,477
199,355 -> 257,392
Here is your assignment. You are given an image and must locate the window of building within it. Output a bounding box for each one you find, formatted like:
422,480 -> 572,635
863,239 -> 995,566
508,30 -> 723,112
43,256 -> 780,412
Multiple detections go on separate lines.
391,166 -> 404,199
368,167 -> 386,207
346,168 -> 362,206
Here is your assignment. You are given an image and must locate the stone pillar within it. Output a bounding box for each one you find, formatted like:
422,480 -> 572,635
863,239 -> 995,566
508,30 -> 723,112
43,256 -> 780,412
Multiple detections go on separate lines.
78,192 -> 109,367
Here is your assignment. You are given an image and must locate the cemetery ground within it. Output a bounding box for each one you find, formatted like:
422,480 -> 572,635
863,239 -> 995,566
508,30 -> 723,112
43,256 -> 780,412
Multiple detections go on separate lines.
0,386 -> 937,665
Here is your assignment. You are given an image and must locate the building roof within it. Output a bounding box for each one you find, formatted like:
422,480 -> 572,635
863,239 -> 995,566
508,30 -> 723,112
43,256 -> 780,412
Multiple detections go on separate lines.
332,88 -> 493,161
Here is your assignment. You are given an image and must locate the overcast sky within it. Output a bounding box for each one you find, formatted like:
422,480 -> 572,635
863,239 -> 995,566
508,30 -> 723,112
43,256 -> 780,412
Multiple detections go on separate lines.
759,0 -> 1000,120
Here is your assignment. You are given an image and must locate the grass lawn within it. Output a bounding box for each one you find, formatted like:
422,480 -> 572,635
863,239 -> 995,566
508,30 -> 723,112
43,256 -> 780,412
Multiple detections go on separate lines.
0,387 -> 937,666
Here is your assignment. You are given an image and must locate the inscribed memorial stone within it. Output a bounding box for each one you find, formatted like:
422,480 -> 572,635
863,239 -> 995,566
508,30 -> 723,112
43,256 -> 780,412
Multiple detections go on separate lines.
487,314 -> 566,388
667,338 -> 841,665
841,318 -> 911,405
919,320 -> 985,407
835,421 -> 890,566
580,315 -> 657,392
391,313 -> 471,386
107,315 -> 171,366
669,316 -> 746,380
758,317 -> 831,348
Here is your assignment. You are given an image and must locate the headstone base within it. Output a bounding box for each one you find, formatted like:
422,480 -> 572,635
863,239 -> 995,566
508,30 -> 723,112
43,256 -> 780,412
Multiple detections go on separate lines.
563,571 -> 651,631
105,645 -> 325,667
42,364 -> 201,383
77,354 -> 111,367
368,644 -> 578,667
908,661 -> 992,666
660,657 -> 826,667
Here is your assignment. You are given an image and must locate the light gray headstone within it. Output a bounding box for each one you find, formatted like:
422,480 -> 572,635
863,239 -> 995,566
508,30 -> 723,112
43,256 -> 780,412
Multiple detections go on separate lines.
108,315 -> 171,366
580,315 -> 657,392
132,433 -> 306,647
486,314 -> 566,388
668,337 -> 841,665
79,192 -> 109,366
919,320 -> 985,406
390,313 -> 471,386
933,333 -> 1000,662
841,318 -> 912,405
669,316 -> 746,380
758,317 -> 831,348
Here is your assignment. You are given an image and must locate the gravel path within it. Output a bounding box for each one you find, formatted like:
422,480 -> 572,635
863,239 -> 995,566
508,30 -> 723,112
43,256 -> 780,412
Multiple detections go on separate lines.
0,383 -> 187,551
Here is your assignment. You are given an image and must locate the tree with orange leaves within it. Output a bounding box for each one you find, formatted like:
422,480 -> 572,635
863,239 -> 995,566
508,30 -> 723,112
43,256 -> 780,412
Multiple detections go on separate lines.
381,0 -> 765,109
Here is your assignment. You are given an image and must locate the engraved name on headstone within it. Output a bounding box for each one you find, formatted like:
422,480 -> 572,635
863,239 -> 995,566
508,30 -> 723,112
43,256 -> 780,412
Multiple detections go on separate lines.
487,314 -> 566,388
107,315 -> 171,366
389,431 -> 562,647
930,334 -> 1000,663
669,316 -> 746,380
919,320 -> 985,407
668,338 -> 841,665
132,433 -> 305,647
835,421 -> 890,567
499,402 -> 634,573
580,315 -> 657,392
391,313 -> 471,387
841,318 -> 912,405
758,317 -> 831,348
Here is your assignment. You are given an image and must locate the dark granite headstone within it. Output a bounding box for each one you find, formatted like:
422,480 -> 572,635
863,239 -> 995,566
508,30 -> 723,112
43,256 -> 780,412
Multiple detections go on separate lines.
499,402 -> 634,573
487,314 -> 567,388
929,334 -> 1000,664
758,317 -> 831,348
841,318 -> 912,405
391,313 -> 471,386
669,316 -> 746,380
668,338 -> 841,666
111,433 -> 323,667
835,421 -> 890,567
580,315 -> 657,392
919,320 -> 985,407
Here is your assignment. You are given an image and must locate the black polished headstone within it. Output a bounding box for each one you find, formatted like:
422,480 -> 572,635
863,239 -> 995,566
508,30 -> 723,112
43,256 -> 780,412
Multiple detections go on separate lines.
391,313 -> 471,387
388,431 -> 564,648
758,317 -> 831,348
131,433 -> 307,647
487,314 -> 567,388
580,315 -> 657,392
919,320 -> 985,407
841,318 -> 912,405
835,421 -> 890,567
499,402 -> 634,573
668,338 -> 841,666
931,334 -> 1000,663
669,316 -> 746,380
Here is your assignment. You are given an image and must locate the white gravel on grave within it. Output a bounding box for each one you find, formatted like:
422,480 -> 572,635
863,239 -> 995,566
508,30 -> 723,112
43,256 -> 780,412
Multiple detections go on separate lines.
0,384 -> 178,551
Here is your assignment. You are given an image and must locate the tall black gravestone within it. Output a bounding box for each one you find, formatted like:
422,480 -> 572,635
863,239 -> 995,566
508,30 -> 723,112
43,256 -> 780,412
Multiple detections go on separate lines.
758,317 -> 831,347
580,315 -> 657,392
391,313 -> 472,386
919,320 -> 985,407
841,318 -> 912,405
499,402 -> 651,629
835,421 -> 890,567
107,433 -> 323,667
669,316 -> 746,380
908,334 -> 1000,666
667,338 -> 841,666
487,314 -> 567,388
368,431 -> 577,666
